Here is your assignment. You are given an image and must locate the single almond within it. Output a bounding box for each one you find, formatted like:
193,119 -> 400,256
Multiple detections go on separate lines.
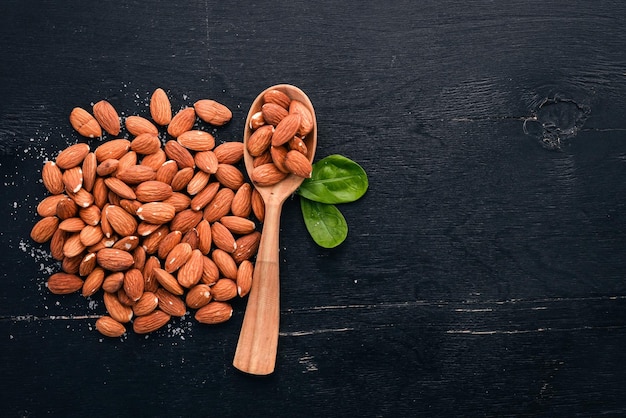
67,188 -> 94,208
30,216 -> 59,243
116,150 -> 138,174
237,259 -> 254,297
194,151 -> 219,174
125,115 -> 159,136
61,253 -> 83,274
58,217 -> 86,232
82,152 -> 97,192
201,255 -> 220,285
270,145 -> 289,173
56,196 -> 78,220
115,165 -> 156,185
261,102 -> 288,126
210,221 -> 237,253
196,219 -> 212,254
56,143 -> 90,169
202,187 -> 234,222
167,107 -> 196,138
214,164 -> 244,190
170,167 -> 195,192
133,291 -> 159,316
249,111 -> 266,130
220,215 -> 256,235
190,181 -> 220,211
103,291 -> 133,323
150,88 -> 172,126
164,242 -> 193,273
231,183 -> 252,218
288,135 -> 308,155
253,151 -> 272,167
134,180 -> 173,202
155,288 -> 187,317
263,89 -> 291,109
62,166 -> 83,193
155,160 -> 179,185
211,249 -> 238,280
78,253 -> 97,279
186,170 -> 210,196
70,107 -> 102,138
195,301 -> 233,324
140,224 -> 169,253
96,158 -> 120,177
50,229 -> 67,261
136,202 -> 176,224
123,268 -> 145,301
185,283 -> 212,309
119,199 -> 142,216
132,245 -> 146,270
63,232 -> 86,258
250,163 -> 288,187
177,130 -> 215,152
112,235 -> 140,252
102,272 -> 125,293
140,149 -> 167,171
284,149 -> 313,178
79,205 -> 101,226
289,99 -> 315,136
157,230 -> 182,259
213,142 -> 244,164
164,140 -> 195,169
133,310 -> 171,334
96,248 -> 135,272
271,113 -> 301,146
193,99 -> 232,126
95,316 -> 126,337
47,272 -> 83,294
232,231 -> 261,264
82,266 -> 105,297
93,100 -> 121,136
131,133 -> 161,155
95,139 -> 131,162
177,249 -> 203,287
142,256 -> 161,293
105,205 -> 138,236
163,192 -> 191,212
246,124 -> 274,157
181,228 -> 199,249
41,162 -> 64,195
80,225 -> 104,247
152,268 -> 184,295
37,194 -> 67,217
170,209 -> 203,234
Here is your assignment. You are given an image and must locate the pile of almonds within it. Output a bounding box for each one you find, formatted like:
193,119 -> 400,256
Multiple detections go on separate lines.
30,88 -> 266,337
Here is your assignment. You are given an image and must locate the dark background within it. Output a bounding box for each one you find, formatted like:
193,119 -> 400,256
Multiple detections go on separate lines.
2,1 -> 626,416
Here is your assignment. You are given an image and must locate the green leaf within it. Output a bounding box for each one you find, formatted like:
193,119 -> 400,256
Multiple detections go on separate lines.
298,154 -> 368,204
300,198 -> 348,248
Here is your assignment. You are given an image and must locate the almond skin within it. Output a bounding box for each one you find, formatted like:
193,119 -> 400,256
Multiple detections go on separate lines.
211,249 -> 238,280
289,99 -> 315,136
47,272 -> 83,294
42,162 -> 64,195
93,100 -> 121,136
156,288 -> 187,317
194,151 -> 219,174
246,124 -> 274,157
95,316 -> 126,337
167,107 -> 196,138
62,166 -> 83,194
261,102 -> 288,126
31,216 -> 59,243
213,142 -> 244,164
82,267 -> 105,297
133,310 -> 171,334
177,249 -> 203,287
131,133 -> 161,155
105,205 -> 138,236
232,231 -> 262,264
136,202 -> 176,224
69,107 -> 102,138
95,139 -> 131,162
82,152 -> 97,192
231,183 -> 252,218
97,248 -> 135,272
194,99 -> 232,126
153,268 -> 184,295
133,291 -> 159,316
211,221 -> 237,253
125,115 -> 159,136
150,88 -> 172,126
56,143 -> 91,169
164,140 -> 195,169
250,163 -> 288,187
177,130 -> 215,152
103,291 -> 134,323
271,113 -> 301,146
190,181 -> 220,211
202,187 -> 234,222
220,215 -> 256,235
124,268 -> 145,302
164,242 -> 193,273
195,301 -> 233,324
214,164 -> 244,190
134,181 -> 173,203
284,149 -> 313,178
185,283 -> 212,309
237,260 -> 254,297
116,165 -> 156,184
263,89 -> 291,109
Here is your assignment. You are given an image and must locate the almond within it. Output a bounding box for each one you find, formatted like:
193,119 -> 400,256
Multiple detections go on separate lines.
131,133 -> 161,155
103,291 -> 133,323
263,89 -> 291,109
116,165 -> 156,184
62,254 -> 83,274
232,231 -> 261,264
123,268 -> 145,301
246,124 -> 274,156
125,115 -> 159,136
194,151 -> 219,174
82,266 -> 105,297
95,316 -> 126,337
231,183 -> 252,218
202,187 -> 234,222
47,272 -> 83,294
135,180 -> 173,202
30,216 -> 59,243
133,245 -> 147,270
170,167 -> 195,192
80,225 -> 104,247
163,192 -> 191,212
220,216 -> 256,235
170,209 -> 203,234
119,199 -> 142,216
56,196 -> 78,220
93,100 -> 121,136
193,99 -> 232,126
211,249 -> 238,280
150,88 -> 172,126
112,235 -> 140,252
155,160 -> 179,185
136,202 -> 176,224
157,230 -> 182,259
79,205 -> 101,226
271,113 -> 301,146
201,255 -> 220,285
96,248 -> 135,272
103,176 -> 137,201
62,166 -> 83,193
236,259 -> 254,297
105,205 -> 137,236
211,221 -> 237,253
37,194 -> 67,217
70,107 -> 102,138
156,288 -> 187,317
67,188 -> 94,208
56,143 -> 90,169
177,130 -> 215,152
249,111 -> 266,130
250,163 -> 288,187
133,310 -> 171,334
167,107 -> 196,138
289,99 -> 315,136
142,256 -> 161,293
140,148 -> 167,171
211,278 -> 237,301
196,219 -> 212,254
153,268 -> 184,295
164,242 -> 193,273
95,139 -> 131,162
181,228 -> 199,249
96,158 -> 120,177
164,140 -> 195,169
195,301 -> 233,324
214,164 -> 244,190
186,170 -> 210,195
79,254 -> 97,280
261,102 -> 288,126
253,151 -> 272,167
58,217 -> 85,232
82,152 -> 97,192
213,142 -> 244,164
190,181 -> 220,211
50,229 -> 68,261
133,291 -> 159,316
117,150 -> 138,174
62,232 -> 85,258
177,249 -> 203,288
141,224 -> 169,253
288,135 -> 308,155
270,145 -> 289,173
185,283 -> 212,309
284,149 -> 313,178
102,272 -> 125,293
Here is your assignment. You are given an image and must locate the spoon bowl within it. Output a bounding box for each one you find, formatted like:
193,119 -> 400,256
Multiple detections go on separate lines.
233,84 -> 317,375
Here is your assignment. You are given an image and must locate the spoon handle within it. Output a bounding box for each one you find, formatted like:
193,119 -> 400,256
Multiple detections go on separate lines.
233,199 -> 282,375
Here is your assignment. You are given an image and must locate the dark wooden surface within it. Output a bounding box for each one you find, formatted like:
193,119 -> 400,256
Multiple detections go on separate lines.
2,1 -> 626,416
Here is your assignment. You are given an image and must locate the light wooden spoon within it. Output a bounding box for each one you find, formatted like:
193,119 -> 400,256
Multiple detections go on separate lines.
233,84 -> 317,375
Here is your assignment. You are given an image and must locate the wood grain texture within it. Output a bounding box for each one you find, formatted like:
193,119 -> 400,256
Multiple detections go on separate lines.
1,0 -> 626,416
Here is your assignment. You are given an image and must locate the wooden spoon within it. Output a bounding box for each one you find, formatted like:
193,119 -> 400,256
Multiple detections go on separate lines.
233,84 -> 317,375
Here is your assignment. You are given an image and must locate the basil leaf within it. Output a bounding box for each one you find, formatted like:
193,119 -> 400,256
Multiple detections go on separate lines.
300,198 -> 348,248
298,155 -> 368,204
